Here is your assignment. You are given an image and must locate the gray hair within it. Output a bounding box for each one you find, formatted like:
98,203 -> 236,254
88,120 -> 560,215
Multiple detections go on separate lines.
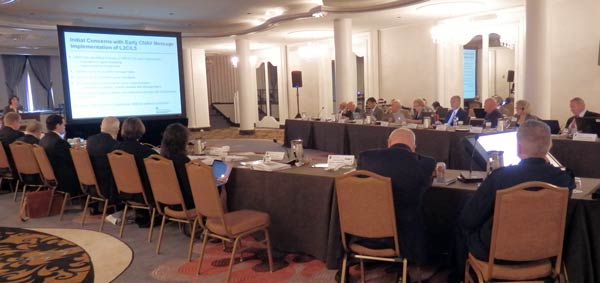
100,116 -> 120,137
517,120 -> 551,158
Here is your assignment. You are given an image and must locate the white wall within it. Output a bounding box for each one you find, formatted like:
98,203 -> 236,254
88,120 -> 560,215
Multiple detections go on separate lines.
183,48 -> 210,129
549,0 -> 600,125
491,47 -> 515,98
379,23 -> 437,107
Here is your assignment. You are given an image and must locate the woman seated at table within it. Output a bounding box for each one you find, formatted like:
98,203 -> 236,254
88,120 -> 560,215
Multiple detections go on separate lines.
3,95 -> 23,114
160,123 -> 195,209
513,99 -> 538,126
406,98 -> 427,124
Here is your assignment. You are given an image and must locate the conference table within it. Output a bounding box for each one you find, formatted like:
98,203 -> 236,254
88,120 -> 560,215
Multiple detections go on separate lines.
221,145 -> 600,282
284,119 -> 600,178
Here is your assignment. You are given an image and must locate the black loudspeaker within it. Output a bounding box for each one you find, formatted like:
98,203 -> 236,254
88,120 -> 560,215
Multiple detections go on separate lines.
291,71 -> 302,88
507,70 -> 514,83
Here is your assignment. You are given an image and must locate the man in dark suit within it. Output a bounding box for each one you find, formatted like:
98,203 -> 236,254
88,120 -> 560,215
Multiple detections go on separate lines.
356,128 -> 436,265
342,101 -> 363,120
39,114 -> 80,195
445,95 -> 468,125
455,120 -> 575,278
483,97 -> 503,127
16,120 -> 42,145
0,112 -> 24,175
86,117 -> 120,204
565,97 -> 600,134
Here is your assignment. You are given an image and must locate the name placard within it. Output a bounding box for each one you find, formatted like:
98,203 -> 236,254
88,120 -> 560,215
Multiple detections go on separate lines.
573,133 -> 598,142
407,123 -> 418,129
380,121 -> 389,127
470,127 -> 483,133
265,151 -> 285,161
327,155 -> 355,169
436,125 -> 448,131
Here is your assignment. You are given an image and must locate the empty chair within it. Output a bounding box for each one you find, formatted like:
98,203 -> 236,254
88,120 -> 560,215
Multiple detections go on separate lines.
335,170 -> 407,283
186,160 -> 273,283
9,141 -> 44,203
0,143 -> 15,192
143,154 -> 196,259
107,149 -> 156,242
465,181 -> 569,283
70,147 -> 114,231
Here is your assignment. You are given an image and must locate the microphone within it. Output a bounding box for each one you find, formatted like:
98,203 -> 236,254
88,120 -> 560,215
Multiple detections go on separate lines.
460,135 -> 485,183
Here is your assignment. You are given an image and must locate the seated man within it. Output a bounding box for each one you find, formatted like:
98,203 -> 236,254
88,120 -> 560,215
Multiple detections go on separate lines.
382,101 -> 408,123
0,112 -> 24,174
342,101 -> 363,120
356,128 -> 436,265
86,117 -> 120,204
483,97 -> 503,127
364,97 -> 384,121
444,95 -> 468,125
16,120 -> 43,145
39,114 -> 80,195
456,120 -> 575,276
565,97 -> 600,134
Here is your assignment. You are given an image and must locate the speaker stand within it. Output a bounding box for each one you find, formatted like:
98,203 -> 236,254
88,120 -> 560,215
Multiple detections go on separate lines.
294,87 -> 301,118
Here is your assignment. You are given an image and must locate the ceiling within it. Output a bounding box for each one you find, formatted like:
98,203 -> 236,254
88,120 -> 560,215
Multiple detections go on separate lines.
0,0 -> 523,55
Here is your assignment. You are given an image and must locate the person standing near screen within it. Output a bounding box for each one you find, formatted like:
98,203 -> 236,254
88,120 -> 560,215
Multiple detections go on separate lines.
565,97 -> 600,134
3,95 -> 24,114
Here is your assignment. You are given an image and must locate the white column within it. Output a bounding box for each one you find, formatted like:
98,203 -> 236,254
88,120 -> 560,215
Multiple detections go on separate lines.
182,48 -> 210,129
236,38 -> 256,134
436,41 -> 446,104
524,0 -> 550,119
334,18 -> 357,104
481,33 -> 490,101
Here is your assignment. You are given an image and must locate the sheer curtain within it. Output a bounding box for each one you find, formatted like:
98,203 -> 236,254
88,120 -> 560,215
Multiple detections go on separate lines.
1,55 -> 28,100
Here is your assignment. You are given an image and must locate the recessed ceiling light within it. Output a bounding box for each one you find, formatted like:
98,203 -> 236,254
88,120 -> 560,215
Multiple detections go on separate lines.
0,0 -> 17,5
287,30 -> 333,39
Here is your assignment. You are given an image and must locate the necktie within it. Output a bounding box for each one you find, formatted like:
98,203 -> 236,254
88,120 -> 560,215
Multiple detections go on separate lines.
447,109 -> 457,125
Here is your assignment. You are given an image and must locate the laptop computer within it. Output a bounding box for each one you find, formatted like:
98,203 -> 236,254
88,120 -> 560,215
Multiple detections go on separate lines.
473,108 -> 486,119
469,118 -> 485,127
542,120 -> 561,135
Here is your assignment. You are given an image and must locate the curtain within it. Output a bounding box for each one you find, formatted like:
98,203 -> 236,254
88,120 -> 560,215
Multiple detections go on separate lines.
27,56 -> 53,109
1,55 -> 28,100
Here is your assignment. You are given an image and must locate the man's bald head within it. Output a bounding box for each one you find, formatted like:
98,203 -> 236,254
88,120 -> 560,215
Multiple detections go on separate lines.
101,116 -> 120,139
388,128 -> 416,152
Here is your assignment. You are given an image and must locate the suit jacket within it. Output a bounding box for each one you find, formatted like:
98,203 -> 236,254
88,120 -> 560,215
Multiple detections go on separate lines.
484,109 -> 503,127
565,110 -> 600,129
444,108 -> 468,125
357,143 -> 436,264
16,134 -> 39,145
39,131 -> 80,195
459,158 -> 575,261
0,126 -> 24,173
113,139 -> 157,203
87,132 -> 119,203
166,152 -> 194,209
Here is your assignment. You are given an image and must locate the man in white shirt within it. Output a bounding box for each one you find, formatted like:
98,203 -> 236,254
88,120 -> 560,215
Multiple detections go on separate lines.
565,97 -> 600,134
444,95 -> 467,125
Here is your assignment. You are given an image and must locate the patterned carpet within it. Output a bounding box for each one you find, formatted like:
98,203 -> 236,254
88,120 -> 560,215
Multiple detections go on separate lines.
0,227 -> 132,283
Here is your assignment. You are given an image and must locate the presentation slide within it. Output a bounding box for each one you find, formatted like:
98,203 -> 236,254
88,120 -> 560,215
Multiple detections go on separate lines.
58,26 -> 184,121
463,49 -> 476,99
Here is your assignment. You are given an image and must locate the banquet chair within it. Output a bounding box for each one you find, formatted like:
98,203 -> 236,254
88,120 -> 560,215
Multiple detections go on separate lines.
107,150 -> 156,242
144,154 -> 196,259
10,141 -> 44,203
186,160 -> 273,283
70,147 -> 115,231
212,159 -> 232,211
335,170 -> 407,283
0,144 -> 15,192
465,181 -> 569,283
31,144 -> 83,221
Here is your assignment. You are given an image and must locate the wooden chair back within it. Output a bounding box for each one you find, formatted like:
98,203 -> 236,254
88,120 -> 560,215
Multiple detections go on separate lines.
186,160 -> 224,219
335,170 -> 400,256
143,154 -> 188,213
32,144 -> 57,186
70,147 -> 104,198
107,150 -> 151,204
9,141 -> 40,176
0,144 -> 10,169
487,181 -> 569,278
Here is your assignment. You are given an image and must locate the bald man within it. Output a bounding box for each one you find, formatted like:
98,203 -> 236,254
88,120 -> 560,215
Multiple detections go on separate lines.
355,128 -> 436,265
565,97 -> 600,133
456,120 -> 575,277
86,117 -> 121,204
483,98 -> 503,127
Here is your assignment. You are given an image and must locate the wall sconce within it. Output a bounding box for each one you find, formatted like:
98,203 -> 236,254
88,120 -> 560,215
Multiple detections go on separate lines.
230,56 -> 239,68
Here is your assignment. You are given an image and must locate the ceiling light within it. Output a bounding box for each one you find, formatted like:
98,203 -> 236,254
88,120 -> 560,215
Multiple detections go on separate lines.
264,8 -> 284,18
287,30 -> 333,39
416,1 -> 485,16
312,11 -> 326,18
0,0 -> 17,5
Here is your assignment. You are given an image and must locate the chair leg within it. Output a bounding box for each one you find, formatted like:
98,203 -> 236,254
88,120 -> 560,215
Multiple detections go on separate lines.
148,208 -> 156,243
188,218 -> 198,262
119,204 -> 129,238
402,259 -> 407,283
264,229 -> 274,272
225,236 -> 242,283
196,229 -> 210,275
13,179 -> 20,202
156,215 -> 167,254
359,259 -> 365,283
99,199 -> 109,232
59,192 -> 69,221
340,253 -> 349,283
20,184 -> 28,206
81,195 -> 91,227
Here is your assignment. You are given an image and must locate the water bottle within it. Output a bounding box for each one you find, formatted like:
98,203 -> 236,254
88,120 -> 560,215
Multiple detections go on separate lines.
263,151 -> 271,164
453,116 -> 459,127
319,107 -> 327,120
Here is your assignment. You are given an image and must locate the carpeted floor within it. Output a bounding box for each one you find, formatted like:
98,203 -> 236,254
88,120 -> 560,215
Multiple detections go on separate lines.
192,128 -> 284,143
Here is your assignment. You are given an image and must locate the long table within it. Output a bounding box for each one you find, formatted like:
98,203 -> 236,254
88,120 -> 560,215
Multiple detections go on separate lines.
284,119 -> 600,178
224,148 -> 600,282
